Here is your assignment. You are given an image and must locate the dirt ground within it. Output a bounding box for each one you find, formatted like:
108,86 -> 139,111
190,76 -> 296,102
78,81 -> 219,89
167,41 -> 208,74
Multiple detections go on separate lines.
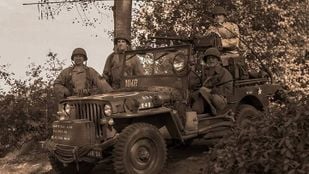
0,140 -> 211,174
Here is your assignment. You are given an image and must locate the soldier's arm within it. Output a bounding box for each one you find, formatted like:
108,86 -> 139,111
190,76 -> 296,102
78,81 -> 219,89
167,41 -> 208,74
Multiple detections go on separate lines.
133,57 -> 144,75
220,69 -> 233,96
222,38 -> 239,48
206,25 -> 238,48
223,81 -> 233,96
54,69 -> 71,98
96,78 -> 113,93
103,54 -> 113,83
222,23 -> 240,48
90,68 -> 113,93
205,26 -> 218,36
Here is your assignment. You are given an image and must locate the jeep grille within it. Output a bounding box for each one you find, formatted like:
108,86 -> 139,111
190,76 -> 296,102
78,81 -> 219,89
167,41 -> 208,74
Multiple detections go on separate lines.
71,102 -> 105,139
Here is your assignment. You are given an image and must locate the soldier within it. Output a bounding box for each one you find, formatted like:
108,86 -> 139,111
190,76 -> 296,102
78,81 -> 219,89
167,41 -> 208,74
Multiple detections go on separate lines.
192,47 -> 233,115
206,6 -> 240,66
54,48 -> 113,99
103,36 -> 144,89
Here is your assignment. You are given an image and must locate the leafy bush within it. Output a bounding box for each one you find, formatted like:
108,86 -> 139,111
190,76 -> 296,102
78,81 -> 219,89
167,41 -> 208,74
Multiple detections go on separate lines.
0,52 -> 64,157
204,97 -> 309,174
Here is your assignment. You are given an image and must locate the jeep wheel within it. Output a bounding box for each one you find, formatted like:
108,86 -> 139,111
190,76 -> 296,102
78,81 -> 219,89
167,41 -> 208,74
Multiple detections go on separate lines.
49,154 -> 94,174
113,123 -> 167,174
236,104 -> 260,128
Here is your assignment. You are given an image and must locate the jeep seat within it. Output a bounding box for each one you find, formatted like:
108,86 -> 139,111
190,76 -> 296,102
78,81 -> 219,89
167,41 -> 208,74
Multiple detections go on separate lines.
221,54 -> 249,80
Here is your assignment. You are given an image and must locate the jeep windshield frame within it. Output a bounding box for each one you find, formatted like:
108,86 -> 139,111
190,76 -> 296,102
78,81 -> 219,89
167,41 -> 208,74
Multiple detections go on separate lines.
120,45 -> 192,90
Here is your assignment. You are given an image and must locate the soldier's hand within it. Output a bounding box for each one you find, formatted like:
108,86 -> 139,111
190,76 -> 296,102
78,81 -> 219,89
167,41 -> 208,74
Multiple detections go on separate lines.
210,88 -> 219,95
81,89 -> 90,95
200,86 -> 212,93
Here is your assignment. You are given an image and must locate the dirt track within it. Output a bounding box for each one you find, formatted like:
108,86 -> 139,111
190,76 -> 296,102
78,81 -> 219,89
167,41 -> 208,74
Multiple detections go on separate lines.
0,140 -> 210,174
92,140 -> 210,174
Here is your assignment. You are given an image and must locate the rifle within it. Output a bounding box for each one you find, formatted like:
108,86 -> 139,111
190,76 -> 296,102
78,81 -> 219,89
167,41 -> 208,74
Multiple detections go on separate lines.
149,36 -> 194,44
150,34 -> 222,51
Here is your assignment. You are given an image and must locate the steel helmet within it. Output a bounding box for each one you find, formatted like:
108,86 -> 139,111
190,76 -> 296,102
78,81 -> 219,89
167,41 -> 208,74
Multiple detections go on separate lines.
212,6 -> 227,17
114,36 -> 131,45
203,47 -> 221,61
71,48 -> 87,61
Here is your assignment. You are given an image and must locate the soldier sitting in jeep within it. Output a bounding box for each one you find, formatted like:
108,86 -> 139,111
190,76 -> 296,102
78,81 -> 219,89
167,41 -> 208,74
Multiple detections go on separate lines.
192,47 -> 233,115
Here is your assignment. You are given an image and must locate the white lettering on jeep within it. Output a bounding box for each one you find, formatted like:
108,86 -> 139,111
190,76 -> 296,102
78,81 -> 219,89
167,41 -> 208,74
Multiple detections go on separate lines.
125,79 -> 138,88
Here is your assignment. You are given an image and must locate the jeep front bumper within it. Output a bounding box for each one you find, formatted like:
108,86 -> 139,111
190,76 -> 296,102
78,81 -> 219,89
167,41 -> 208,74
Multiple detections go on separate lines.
44,135 -> 118,164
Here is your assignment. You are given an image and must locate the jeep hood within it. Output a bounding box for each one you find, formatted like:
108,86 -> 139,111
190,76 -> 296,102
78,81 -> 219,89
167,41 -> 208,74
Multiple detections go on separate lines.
61,87 -> 181,115
62,86 -> 182,103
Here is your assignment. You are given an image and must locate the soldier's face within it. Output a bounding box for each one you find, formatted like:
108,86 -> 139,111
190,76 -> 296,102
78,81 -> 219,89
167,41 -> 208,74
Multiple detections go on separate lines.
214,14 -> 225,24
73,55 -> 85,65
205,56 -> 220,67
117,39 -> 129,52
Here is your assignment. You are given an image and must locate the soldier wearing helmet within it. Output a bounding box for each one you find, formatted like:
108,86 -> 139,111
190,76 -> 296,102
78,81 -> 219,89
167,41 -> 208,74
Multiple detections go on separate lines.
191,47 -> 233,115
206,6 -> 240,66
54,48 -> 113,99
103,36 -> 144,89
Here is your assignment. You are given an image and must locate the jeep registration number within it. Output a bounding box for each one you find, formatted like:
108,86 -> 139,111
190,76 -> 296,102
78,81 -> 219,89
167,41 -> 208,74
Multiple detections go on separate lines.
125,79 -> 138,87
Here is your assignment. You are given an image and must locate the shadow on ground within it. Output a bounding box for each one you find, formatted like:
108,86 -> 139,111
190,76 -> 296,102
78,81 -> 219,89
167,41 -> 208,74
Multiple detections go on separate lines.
92,139 -> 210,174
0,139 -> 212,174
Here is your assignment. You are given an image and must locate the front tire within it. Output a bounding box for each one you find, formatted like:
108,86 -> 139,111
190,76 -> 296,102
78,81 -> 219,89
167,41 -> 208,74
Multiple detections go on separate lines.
49,155 -> 66,174
113,123 -> 167,174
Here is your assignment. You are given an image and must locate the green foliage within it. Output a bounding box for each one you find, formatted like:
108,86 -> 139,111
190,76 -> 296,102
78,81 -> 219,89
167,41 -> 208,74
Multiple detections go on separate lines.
0,52 -> 64,157
35,0 -> 113,28
132,3 -> 308,172
0,63 -> 15,95
204,98 -> 309,174
132,0 -> 309,95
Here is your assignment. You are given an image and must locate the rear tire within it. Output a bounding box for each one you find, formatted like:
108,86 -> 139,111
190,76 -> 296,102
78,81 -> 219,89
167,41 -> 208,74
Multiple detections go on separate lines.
236,104 -> 260,128
113,123 -> 167,174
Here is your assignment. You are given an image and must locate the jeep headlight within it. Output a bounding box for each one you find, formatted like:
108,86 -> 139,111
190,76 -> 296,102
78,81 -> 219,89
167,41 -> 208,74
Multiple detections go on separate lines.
104,104 -> 112,116
64,104 -> 72,115
56,103 -> 71,121
173,53 -> 186,72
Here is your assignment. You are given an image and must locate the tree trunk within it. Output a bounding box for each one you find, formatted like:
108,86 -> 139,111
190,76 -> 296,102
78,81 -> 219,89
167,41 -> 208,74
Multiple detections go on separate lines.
113,0 -> 132,41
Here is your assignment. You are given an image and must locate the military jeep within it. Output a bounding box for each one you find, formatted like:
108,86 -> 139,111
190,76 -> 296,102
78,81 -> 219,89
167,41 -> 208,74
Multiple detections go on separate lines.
46,44 -> 281,174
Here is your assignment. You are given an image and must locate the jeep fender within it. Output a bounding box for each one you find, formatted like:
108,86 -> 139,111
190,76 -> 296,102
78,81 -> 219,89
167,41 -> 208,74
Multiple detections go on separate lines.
111,107 -> 184,141
238,95 -> 264,111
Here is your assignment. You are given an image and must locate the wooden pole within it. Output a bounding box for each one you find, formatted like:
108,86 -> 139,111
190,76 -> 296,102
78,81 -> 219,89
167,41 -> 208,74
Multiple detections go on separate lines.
113,0 -> 132,42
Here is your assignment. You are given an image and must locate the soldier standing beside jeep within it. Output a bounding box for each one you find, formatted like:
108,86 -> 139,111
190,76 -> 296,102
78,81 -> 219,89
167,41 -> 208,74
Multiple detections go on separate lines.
54,48 -> 113,99
192,47 -> 233,115
103,37 -> 144,89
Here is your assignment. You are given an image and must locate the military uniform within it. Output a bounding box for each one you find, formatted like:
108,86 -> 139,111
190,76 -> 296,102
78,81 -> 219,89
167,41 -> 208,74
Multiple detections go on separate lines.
202,65 -> 233,97
103,53 -> 144,89
54,65 -> 112,98
103,53 -> 123,89
206,6 -> 240,66
208,22 -> 240,52
191,48 -> 233,114
54,48 -> 112,99
192,65 -> 233,114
